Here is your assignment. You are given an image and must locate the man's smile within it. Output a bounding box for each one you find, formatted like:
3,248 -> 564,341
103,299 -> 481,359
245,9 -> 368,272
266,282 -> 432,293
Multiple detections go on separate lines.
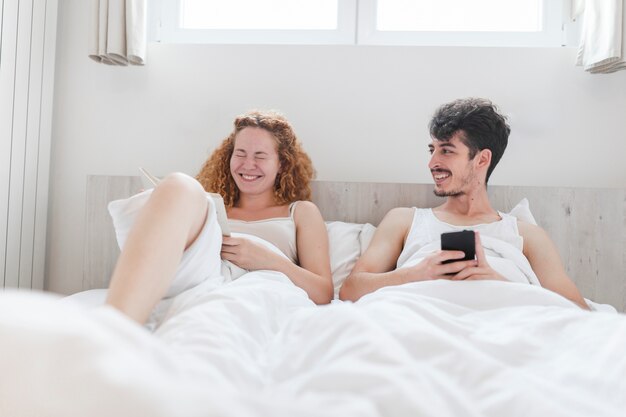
432,170 -> 451,184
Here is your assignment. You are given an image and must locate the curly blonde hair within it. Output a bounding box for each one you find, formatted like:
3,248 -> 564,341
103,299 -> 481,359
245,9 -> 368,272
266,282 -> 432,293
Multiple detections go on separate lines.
196,110 -> 315,208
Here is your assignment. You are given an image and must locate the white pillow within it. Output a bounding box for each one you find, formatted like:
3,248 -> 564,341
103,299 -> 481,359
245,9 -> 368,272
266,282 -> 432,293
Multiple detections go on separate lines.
326,221 -> 375,298
507,198 -> 537,225
359,223 -> 377,254
108,189 -> 152,249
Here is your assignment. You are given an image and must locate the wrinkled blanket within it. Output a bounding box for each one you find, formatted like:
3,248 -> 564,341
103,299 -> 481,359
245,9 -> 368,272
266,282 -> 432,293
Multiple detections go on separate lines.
1,276 -> 625,417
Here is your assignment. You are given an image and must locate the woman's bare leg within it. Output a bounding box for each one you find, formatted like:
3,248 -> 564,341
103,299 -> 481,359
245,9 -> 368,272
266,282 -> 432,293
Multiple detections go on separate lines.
105,173 -> 209,324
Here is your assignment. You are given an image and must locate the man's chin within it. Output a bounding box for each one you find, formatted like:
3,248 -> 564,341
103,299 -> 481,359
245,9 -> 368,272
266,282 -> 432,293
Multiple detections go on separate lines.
433,187 -> 463,197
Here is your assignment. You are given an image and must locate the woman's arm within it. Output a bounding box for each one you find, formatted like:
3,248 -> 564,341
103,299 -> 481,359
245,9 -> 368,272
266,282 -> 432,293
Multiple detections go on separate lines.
287,201 -> 333,304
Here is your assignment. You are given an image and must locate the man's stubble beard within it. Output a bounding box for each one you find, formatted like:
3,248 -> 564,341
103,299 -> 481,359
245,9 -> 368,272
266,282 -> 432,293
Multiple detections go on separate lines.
432,165 -> 476,198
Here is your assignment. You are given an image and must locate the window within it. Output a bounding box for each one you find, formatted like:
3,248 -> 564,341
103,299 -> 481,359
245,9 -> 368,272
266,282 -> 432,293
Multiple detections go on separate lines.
152,0 -> 575,47
359,0 -> 568,47
180,0 -> 338,30
376,0 -> 543,31
153,0 -> 357,45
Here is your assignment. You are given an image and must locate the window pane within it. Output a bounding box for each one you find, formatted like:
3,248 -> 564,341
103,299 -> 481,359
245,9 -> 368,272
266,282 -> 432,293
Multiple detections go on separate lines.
377,0 -> 543,32
180,0 -> 339,30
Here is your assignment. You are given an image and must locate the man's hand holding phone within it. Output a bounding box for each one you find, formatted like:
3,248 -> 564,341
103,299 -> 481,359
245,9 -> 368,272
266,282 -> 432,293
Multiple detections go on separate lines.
440,230 -> 506,281
441,230 -> 476,264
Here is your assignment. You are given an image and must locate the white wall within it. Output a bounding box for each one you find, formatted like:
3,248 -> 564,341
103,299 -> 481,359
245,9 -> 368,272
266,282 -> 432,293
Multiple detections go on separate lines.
47,0 -> 626,294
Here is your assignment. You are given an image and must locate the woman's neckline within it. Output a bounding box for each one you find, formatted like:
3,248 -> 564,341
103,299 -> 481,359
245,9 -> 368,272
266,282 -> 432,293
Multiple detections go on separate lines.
227,201 -> 297,222
228,216 -> 291,223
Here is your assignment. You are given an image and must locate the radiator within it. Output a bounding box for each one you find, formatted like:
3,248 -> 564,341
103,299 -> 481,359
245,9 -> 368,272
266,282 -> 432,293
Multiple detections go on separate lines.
0,0 -> 58,289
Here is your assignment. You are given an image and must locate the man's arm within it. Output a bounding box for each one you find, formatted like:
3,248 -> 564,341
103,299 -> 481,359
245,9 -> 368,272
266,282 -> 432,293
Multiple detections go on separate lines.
518,221 -> 589,310
339,208 -> 476,301
339,208 -> 414,301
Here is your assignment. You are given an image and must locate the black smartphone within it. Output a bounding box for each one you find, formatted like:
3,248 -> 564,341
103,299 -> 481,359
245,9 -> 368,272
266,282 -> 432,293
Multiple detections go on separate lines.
441,230 -> 476,264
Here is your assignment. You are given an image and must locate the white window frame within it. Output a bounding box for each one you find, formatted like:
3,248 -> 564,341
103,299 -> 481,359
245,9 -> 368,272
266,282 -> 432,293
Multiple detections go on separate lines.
151,0 -> 577,47
151,0 -> 357,45
357,0 -> 568,47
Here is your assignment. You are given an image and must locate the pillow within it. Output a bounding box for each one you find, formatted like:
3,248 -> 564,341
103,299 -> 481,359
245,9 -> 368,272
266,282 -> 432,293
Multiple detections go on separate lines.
359,223 -> 377,254
326,221 -> 375,298
108,189 -> 152,249
507,198 -> 537,225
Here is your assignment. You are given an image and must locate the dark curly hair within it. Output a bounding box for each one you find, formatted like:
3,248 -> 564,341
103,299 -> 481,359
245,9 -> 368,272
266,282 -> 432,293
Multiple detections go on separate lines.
196,110 -> 315,208
429,98 -> 510,184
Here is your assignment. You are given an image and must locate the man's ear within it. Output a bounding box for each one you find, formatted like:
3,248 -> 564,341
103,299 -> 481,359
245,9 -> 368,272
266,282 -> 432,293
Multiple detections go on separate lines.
477,149 -> 492,169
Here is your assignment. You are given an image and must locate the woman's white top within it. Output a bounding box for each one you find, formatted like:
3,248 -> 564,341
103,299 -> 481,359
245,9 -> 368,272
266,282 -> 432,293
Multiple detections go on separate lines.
228,201 -> 299,264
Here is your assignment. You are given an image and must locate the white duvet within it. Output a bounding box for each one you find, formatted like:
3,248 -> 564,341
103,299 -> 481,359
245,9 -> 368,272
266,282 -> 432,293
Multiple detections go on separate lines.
1,275 -> 625,417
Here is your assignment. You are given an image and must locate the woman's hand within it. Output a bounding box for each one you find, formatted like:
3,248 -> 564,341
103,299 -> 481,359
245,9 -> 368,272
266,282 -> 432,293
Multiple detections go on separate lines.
220,236 -> 285,271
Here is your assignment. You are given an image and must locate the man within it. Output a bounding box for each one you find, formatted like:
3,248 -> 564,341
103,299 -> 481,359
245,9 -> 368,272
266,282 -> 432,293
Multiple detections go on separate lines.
339,98 -> 588,309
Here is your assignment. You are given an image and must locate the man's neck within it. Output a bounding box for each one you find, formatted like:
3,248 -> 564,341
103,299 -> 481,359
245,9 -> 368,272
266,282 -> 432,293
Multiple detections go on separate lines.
433,188 -> 500,226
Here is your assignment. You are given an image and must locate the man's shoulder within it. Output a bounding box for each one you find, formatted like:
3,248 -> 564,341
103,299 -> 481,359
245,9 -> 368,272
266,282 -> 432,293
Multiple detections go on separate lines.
517,219 -> 552,252
516,218 -> 544,236
383,207 -> 416,225
375,207 -> 417,241
387,206 -> 416,216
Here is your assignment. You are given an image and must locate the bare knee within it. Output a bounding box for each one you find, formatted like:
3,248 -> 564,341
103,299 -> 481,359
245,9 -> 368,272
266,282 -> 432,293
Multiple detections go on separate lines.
156,173 -> 206,205
152,172 -> 207,221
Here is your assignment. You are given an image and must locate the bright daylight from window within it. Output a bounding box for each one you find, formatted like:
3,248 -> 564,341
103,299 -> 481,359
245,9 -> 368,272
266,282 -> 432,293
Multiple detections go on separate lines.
376,0 -> 543,32
180,0 -> 339,30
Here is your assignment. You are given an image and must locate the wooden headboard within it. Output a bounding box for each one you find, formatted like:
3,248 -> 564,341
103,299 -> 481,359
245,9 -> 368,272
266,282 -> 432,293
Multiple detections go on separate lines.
84,175 -> 626,311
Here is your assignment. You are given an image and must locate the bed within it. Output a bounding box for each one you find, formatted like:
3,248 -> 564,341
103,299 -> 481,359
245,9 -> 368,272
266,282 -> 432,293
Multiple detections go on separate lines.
1,175 -> 625,417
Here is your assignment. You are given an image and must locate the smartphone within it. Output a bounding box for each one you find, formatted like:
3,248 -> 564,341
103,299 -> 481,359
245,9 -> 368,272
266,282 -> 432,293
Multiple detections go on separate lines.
441,230 -> 475,264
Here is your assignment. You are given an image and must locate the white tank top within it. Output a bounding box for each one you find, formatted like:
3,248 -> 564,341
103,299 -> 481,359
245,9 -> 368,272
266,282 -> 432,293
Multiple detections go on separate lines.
397,208 -> 531,284
228,202 -> 299,264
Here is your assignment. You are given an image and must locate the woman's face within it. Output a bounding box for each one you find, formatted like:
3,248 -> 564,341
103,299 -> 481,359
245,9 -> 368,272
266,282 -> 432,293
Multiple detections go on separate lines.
230,127 -> 281,197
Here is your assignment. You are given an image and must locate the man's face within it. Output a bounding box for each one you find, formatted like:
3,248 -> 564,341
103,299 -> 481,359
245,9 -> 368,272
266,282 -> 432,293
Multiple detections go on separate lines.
427,132 -> 478,197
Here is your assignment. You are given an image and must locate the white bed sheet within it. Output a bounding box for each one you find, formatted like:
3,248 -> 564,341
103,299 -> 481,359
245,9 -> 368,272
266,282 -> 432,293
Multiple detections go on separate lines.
1,276 -> 625,417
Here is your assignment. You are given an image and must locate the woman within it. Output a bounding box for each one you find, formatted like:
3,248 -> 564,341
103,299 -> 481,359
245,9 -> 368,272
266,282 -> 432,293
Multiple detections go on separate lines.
105,111 -> 332,324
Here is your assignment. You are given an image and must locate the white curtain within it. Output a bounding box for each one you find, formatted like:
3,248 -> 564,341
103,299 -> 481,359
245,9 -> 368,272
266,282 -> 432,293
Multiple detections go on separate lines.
88,0 -> 147,66
574,0 -> 626,73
